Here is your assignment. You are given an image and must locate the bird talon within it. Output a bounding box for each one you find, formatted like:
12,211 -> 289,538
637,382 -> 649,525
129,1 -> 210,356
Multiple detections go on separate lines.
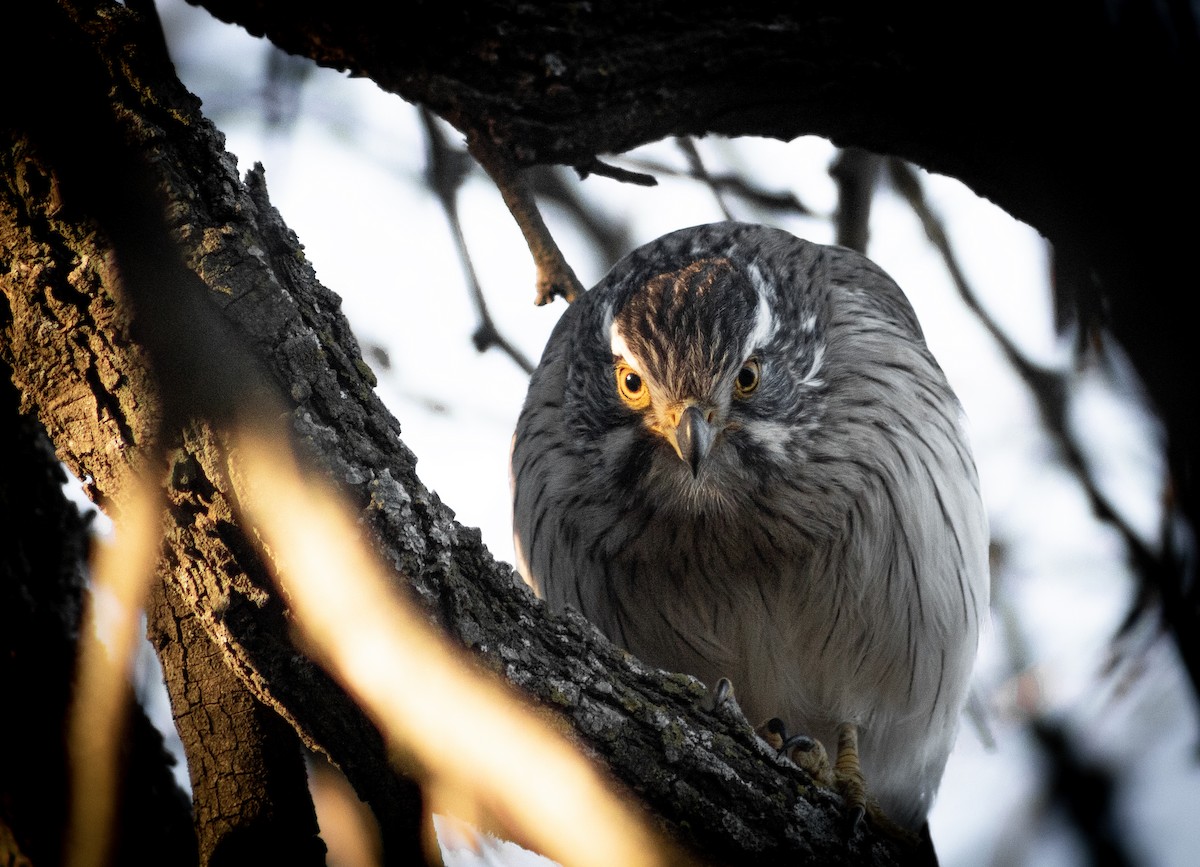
787,734 -> 833,787
754,716 -> 788,751
702,676 -> 735,713
781,732 -> 816,754
829,722 -> 918,846
758,719 -> 915,842
833,722 -> 869,830
754,718 -> 836,786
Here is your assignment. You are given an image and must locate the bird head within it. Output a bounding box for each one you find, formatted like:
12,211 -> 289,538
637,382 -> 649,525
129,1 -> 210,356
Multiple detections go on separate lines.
575,243 -> 827,514
608,257 -> 762,475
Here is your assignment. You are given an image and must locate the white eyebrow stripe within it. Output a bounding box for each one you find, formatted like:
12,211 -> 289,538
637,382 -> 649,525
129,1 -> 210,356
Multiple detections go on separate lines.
609,320 -> 646,371
745,285 -> 776,351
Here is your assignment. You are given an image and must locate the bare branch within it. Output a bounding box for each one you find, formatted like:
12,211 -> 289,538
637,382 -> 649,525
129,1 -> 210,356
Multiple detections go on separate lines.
227,421 -> 690,867
612,154 -> 814,218
467,129 -> 584,306
420,110 -> 535,374
524,165 -> 636,269
574,156 -> 659,187
674,138 -> 734,221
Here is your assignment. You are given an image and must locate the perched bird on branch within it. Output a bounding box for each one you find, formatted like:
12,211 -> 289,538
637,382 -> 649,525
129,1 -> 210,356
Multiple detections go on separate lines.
511,222 -> 988,833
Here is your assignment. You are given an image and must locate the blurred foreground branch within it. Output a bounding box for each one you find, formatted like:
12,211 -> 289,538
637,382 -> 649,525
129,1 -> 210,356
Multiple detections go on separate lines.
228,421 -> 682,867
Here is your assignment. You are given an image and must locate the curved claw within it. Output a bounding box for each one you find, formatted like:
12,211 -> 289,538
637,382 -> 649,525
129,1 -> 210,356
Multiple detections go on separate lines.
755,718 -> 835,784
781,733 -> 817,754
755,716 -> 788,750
846,804 -> 866,837
702,677 -> 736,713
787,733 -> 832,786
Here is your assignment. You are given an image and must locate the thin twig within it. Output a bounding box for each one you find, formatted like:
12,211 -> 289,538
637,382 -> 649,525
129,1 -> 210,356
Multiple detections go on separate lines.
675,137 -> 734,221
574,156 -> 659,186
467,128 -> 584,306
420,110 -> 534,374
612,154 -> 814,217
524,165 -> 634,268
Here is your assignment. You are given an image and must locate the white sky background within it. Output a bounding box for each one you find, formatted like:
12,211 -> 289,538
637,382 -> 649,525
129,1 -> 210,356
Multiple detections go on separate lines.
138,3 -> 1200,865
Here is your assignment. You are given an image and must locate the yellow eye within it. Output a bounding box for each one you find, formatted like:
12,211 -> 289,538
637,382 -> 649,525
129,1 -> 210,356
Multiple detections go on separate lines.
615,362 -> 650,409
734,358 -> 760,397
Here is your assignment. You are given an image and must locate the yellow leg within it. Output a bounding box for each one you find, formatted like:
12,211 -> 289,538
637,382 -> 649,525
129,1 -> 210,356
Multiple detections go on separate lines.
834,722 -> 867,831
832,723 -> 919,845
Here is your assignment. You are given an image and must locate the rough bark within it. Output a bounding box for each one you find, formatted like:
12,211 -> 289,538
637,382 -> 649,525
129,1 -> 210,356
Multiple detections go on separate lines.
147,578 -> 326,866
2,0 -> 431,861
2,2 -> 915,865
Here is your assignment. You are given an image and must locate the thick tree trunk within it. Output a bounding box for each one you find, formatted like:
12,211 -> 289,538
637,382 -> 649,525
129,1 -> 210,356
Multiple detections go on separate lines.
147,578 -> 326,866
0,366 -> 196,866
0,363 -> 84,866
2,2 -> 916,865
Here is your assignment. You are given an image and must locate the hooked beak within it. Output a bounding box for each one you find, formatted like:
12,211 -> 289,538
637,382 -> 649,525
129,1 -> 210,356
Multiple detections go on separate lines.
670,404 -> 716,477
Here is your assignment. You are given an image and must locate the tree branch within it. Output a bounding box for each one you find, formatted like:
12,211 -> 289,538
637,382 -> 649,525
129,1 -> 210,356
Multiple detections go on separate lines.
830,148 -> 882,254
0,365 -> 196,867
419,109 -> 535,373
148,578 -> 327,865
467,127 -> 584,305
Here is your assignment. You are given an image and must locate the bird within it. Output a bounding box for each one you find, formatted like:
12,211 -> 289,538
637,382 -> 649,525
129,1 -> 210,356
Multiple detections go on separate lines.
510,221 -> 988,834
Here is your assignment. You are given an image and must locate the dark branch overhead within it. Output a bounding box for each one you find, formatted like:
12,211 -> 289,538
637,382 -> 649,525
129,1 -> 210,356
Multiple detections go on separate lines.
188,1 -> 1197,256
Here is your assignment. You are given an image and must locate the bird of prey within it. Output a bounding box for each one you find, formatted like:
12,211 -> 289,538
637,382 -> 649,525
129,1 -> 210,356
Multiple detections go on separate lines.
511,222 -> 988,833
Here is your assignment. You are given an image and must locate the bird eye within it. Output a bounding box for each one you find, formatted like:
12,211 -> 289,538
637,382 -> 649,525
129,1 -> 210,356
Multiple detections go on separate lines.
615,362 -> 650,409
734,358 -> 760,397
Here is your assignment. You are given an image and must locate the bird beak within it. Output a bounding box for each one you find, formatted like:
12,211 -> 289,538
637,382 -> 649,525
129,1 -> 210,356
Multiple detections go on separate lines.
671,404 -> 715,477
